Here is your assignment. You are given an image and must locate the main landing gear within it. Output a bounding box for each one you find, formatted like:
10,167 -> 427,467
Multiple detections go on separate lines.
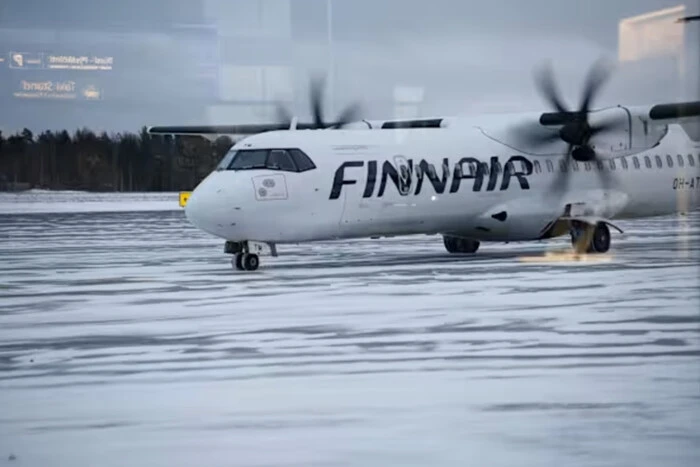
224,240 -> 277,271
569,220 -> 611,254
443,235 -> 480,254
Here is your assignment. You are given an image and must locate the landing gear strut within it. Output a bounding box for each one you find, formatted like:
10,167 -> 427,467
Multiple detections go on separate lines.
570,221 -> 611,254
443,235 -> 480,254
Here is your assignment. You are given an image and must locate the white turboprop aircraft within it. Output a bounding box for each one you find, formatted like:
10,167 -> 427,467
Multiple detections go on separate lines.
149,60 -> 700,271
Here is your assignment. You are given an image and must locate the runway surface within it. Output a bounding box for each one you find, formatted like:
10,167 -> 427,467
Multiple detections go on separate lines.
1,191 -> 699,467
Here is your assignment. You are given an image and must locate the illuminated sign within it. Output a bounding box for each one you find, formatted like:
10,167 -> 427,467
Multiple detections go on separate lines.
13,79 -> 103,100
9,52 -> 44,69
46,55 -> 114,71
6,52 -> 114,71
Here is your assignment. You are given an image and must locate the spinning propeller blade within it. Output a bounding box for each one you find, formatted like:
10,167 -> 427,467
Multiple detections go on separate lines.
274,74 -> 363,130
529,58 -> 624,197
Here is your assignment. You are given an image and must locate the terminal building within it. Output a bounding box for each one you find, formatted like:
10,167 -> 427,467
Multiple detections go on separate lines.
0,0 -> 327,134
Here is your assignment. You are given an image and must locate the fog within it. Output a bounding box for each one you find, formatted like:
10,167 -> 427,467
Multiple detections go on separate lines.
0,0 -> 698,134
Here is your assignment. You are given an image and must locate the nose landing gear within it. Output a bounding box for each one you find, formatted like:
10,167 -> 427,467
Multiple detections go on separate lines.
233,252 -> 260,271
225,240 -> 276,271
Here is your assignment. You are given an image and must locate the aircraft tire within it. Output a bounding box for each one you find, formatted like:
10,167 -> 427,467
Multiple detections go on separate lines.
443,235 -> 480,254
243,253 -> 260,271
590,222 -> 611,253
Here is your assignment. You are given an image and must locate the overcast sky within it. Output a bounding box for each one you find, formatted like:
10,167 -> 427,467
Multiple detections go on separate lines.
0,0 -> 698,133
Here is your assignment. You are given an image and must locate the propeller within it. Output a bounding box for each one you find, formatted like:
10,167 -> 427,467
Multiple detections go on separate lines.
274,75 -> 363,130
528,58 -> 623,196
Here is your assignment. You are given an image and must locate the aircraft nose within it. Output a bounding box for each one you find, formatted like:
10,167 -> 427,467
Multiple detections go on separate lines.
184,187 -> 205,229
182,173 -> 246,240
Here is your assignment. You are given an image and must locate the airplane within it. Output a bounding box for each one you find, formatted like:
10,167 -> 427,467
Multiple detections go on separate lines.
148,59 -> 700,271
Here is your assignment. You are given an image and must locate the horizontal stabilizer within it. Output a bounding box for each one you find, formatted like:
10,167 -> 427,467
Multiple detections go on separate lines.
147,122 -> 337,136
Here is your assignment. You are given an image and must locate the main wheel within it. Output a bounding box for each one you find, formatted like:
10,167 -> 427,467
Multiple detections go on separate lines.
443,235 -> 480,254
243,253 -> 260,271
591,222 -> 611,253
233,253 -> 244,270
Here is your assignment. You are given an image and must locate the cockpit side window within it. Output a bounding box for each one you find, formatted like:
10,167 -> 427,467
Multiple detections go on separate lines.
267,149 -> 297,171
227,149 -> 268,170
289,149 -> 316,172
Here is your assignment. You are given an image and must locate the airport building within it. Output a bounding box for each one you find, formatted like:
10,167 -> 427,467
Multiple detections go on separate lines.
0,0 -> 329,133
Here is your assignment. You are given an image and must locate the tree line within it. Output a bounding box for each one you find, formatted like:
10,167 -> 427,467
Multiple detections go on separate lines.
0,127 -> 235,192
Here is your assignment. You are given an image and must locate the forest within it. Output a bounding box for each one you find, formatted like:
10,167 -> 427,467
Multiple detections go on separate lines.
0,127 -> 235,192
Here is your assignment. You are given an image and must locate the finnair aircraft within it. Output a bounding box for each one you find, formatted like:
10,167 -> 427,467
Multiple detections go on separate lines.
149,61 -> 700,271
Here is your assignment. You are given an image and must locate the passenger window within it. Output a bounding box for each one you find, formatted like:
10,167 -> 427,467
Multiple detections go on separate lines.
621,157 -> 628,170
690,154 -> 697,167
546,160 -> 554,172
666,154 -> 673,168
633,156 -> 640,169
655,155 -> 663,168
289,149 -> 316,172
228,149 -> 268,170
572,161 -> 579,171
267,149 -> 297,172
644,156 -> 652,168
534,160 -> 541,173
609,159 -> 616,170
585,162 -> 592,171
677,154 -> 684,167
596,160 -> 604,171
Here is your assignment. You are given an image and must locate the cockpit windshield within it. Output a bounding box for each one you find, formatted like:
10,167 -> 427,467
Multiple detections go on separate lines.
218,148 -> 317,173
216,149 -> 238,170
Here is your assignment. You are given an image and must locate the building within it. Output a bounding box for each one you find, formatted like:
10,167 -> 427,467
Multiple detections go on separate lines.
0,0 -> 327,134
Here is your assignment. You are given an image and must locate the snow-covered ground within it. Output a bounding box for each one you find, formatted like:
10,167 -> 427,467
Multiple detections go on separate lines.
1,192 -> 699,467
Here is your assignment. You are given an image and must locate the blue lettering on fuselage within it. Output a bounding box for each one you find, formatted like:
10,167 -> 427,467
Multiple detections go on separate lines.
329,155 -> 533,200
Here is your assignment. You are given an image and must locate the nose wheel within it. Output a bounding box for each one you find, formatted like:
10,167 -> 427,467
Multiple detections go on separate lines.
233,253 -> 260,271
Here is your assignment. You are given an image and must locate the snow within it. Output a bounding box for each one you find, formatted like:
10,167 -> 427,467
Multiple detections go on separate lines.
0,192 -> 698,466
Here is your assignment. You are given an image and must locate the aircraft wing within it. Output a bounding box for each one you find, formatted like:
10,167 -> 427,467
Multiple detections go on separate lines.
539,100 -> 700,126
146,122 -> 326,136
